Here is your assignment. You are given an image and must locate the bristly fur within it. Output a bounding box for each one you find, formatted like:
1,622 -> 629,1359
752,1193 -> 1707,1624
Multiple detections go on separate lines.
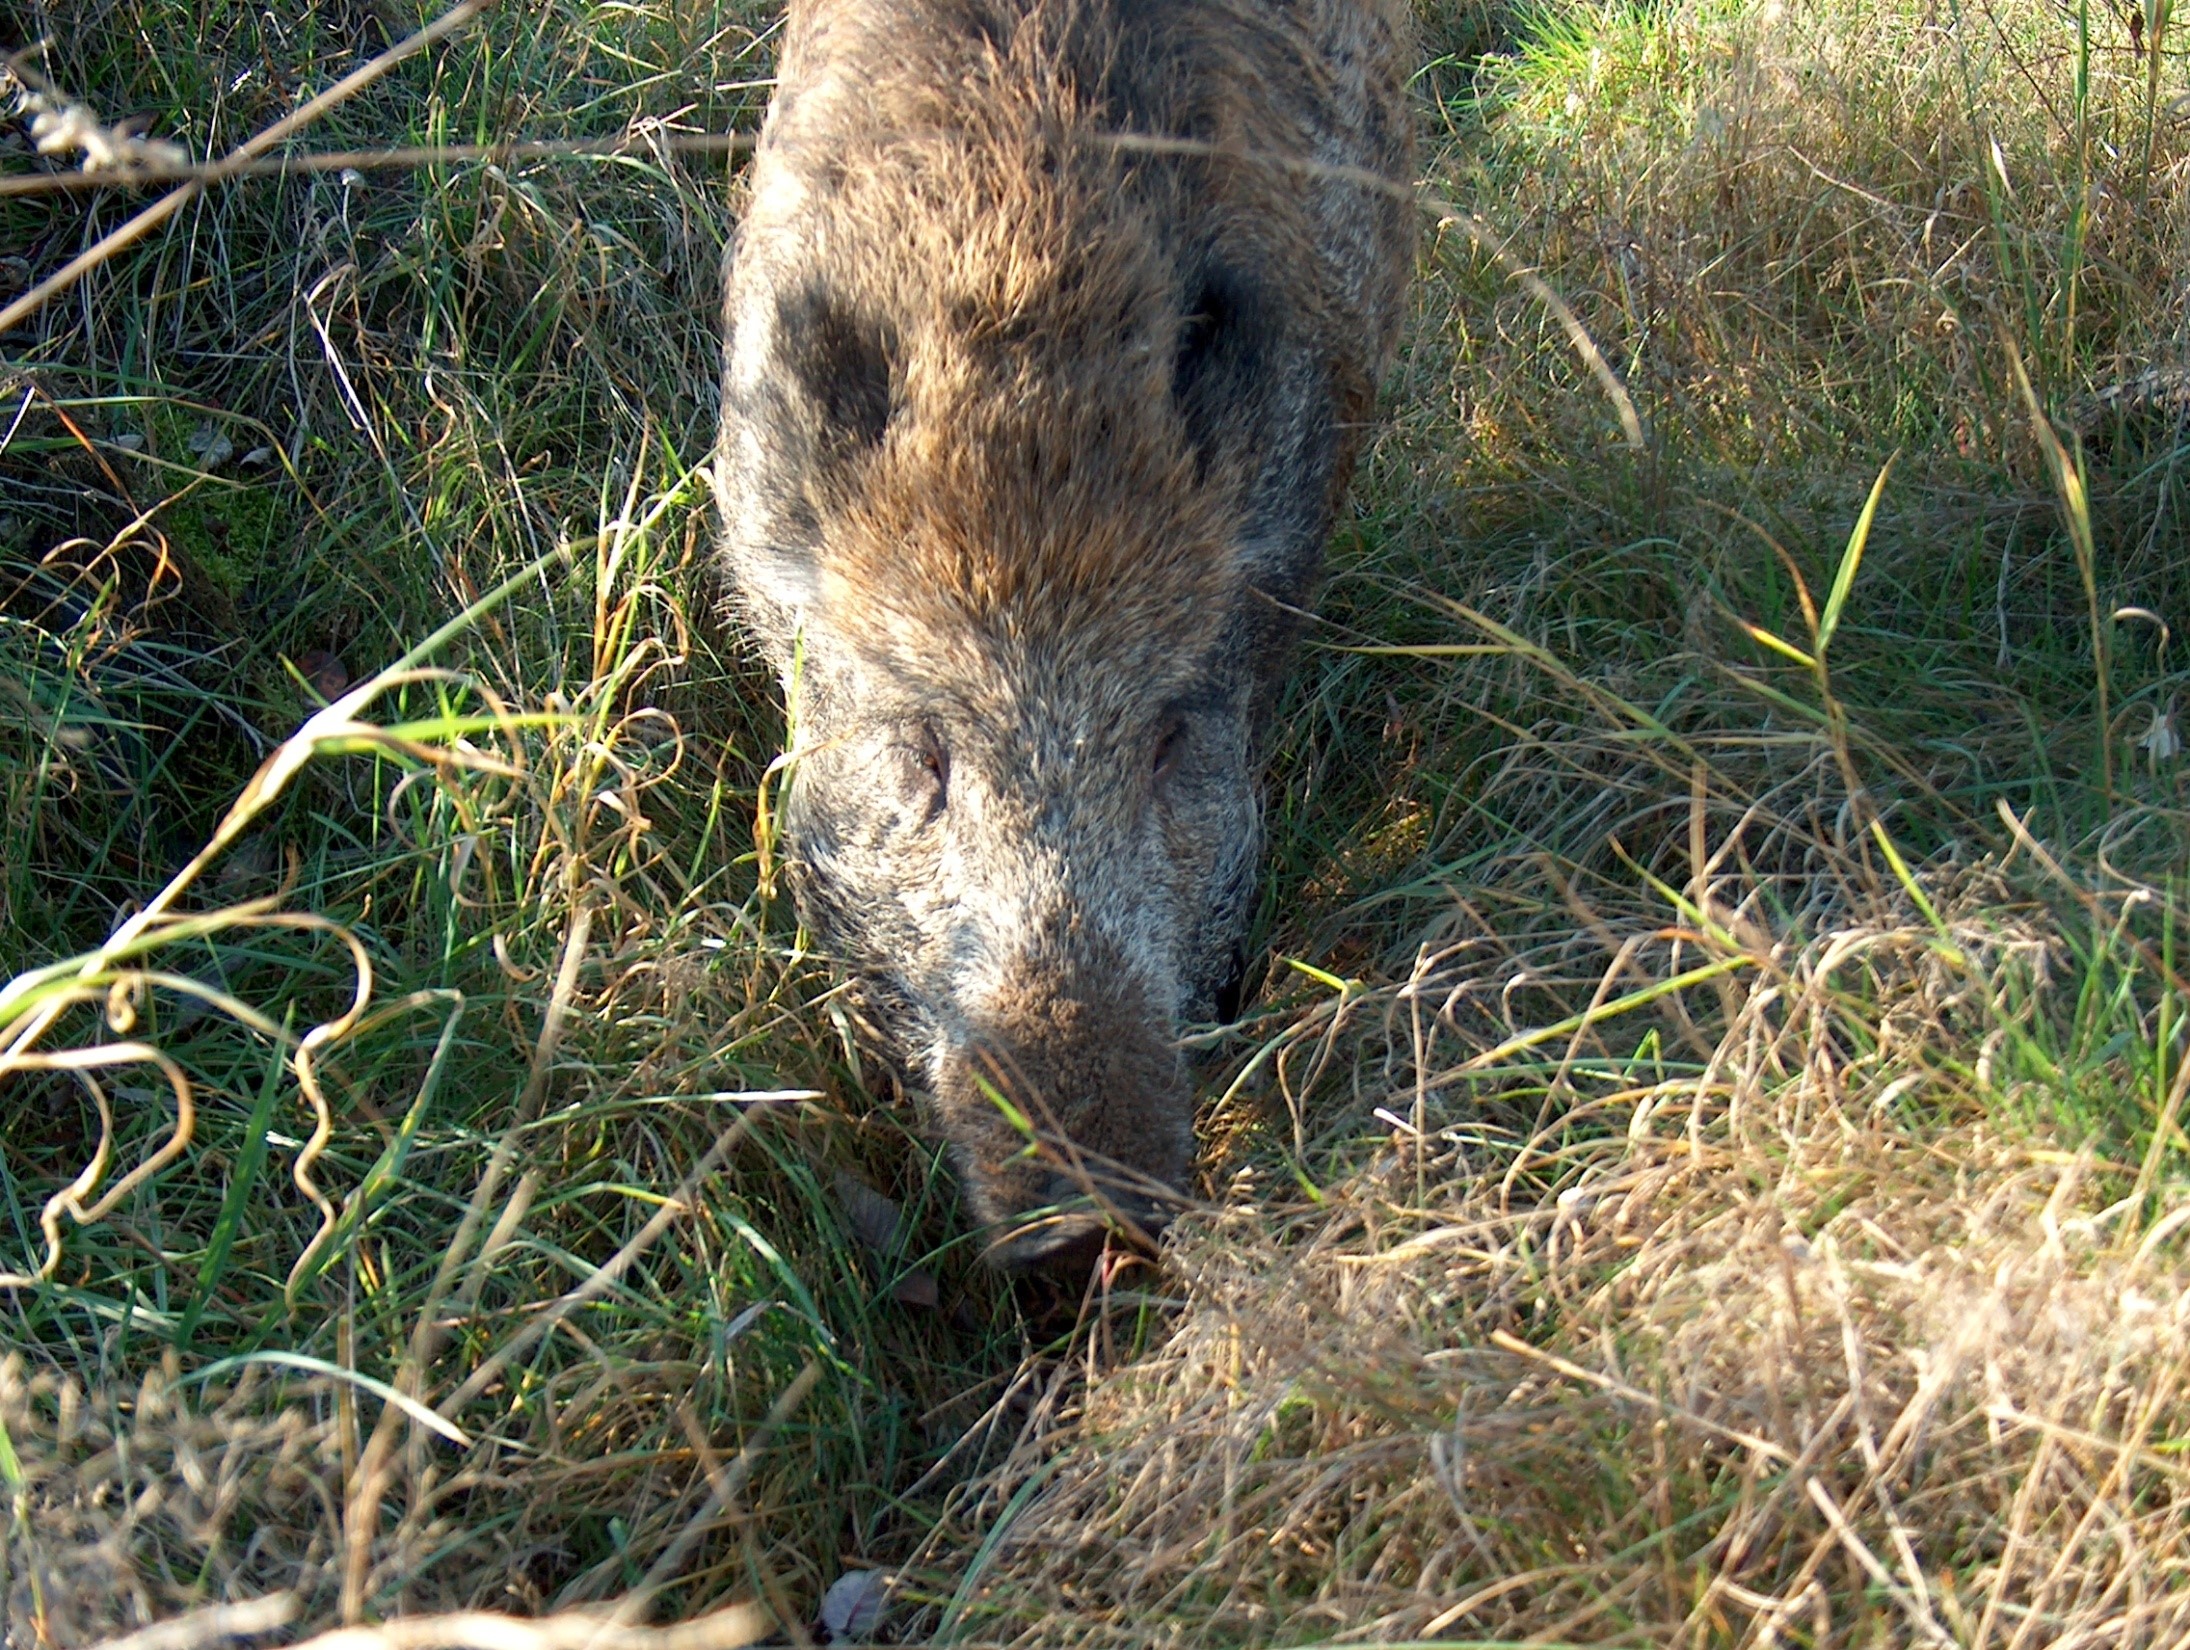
716,0 -> 1415,1263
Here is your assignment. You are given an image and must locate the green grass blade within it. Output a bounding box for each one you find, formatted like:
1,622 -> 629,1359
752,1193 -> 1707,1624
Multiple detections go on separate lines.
185,1350 -> 473,1448
1817,452 -> 1898,658
173,1010 -> 293,1352
1460,957 -> 1758,1074
1869,819 -> 1967,969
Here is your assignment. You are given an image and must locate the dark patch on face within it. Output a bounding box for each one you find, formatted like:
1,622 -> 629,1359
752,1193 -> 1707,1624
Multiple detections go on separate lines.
1171,266 -> 1270,474
776,283 -> 898,461
940,0 -> 1015,55
1045,0 -> 1216,143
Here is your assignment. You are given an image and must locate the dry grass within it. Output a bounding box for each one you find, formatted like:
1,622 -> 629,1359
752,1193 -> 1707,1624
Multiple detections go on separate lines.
2,0 -> 2188,1641
925,849 -> 2190,1644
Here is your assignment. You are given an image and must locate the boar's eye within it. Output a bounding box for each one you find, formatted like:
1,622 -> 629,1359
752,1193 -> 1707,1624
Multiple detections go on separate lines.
900,723 -> 949,820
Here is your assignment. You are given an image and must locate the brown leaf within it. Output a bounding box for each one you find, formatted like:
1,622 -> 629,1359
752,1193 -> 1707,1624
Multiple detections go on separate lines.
889,1269 -> 939,1310
830,1169 -> 905,1255
298,649 -> 350,701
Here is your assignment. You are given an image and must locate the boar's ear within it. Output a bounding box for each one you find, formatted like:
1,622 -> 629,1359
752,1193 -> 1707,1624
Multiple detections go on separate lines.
775,282 -> 898,461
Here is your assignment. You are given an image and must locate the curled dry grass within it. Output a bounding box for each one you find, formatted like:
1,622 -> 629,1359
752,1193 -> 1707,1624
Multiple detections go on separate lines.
4,0 -> 1038,1631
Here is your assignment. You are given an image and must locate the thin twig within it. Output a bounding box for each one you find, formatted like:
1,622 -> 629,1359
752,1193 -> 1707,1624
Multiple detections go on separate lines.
86,1595 -> 299,1650
0,0 -> 495,338
0,131 -> 756,197
1423,193 -> 1649,452
283,1603 -> 770,1650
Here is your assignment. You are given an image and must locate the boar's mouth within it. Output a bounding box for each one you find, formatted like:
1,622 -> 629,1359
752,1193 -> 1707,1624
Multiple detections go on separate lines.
981,1164 -> 1176,1273
927,960 -> 1195,1270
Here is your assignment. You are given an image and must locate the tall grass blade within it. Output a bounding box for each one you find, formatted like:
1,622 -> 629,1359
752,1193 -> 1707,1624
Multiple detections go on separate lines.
185,1351 -> 473,1447
173,1011 -> 292,1352
1817,452 -> 1898,657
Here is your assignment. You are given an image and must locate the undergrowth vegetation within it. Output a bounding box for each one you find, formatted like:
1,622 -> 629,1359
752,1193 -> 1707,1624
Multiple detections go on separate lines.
1,0 -> 2186,1642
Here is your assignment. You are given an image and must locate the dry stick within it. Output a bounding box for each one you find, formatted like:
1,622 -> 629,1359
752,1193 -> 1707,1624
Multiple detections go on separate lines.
434,1107 -> 764,1420
1103,123 -> 1647,461
8,108 -> 1651,467
0,0 -> 494,339
277,1603 -> 770,1650
86,1595 -> 300,1650
0,131 -> 754,196
1422,193 -> 1649,453
1419,1567 -> 1584,1638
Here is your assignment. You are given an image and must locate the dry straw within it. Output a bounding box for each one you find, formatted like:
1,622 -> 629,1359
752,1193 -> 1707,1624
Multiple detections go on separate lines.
926,860 -> 2190,1647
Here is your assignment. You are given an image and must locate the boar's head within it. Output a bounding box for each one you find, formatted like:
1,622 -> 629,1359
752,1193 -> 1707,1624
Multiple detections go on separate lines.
714,3 -> 1413,1266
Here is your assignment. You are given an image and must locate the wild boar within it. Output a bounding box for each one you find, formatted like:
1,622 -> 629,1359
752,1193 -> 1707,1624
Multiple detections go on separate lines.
715,0 -> 1415,1266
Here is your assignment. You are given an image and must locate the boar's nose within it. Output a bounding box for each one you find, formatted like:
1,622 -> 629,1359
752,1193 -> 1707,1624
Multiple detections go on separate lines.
984,1173 -> 1173,1271
928,951 -> 1193,1269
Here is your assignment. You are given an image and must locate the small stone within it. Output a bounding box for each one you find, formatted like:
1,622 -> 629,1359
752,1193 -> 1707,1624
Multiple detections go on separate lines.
187,424 -> 235,468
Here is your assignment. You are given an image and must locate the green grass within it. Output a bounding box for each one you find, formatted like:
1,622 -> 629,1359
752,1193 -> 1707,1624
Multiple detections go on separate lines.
4,0 -> 2190,1641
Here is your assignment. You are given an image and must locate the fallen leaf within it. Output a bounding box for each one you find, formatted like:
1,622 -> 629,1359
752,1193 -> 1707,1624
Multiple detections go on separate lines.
298,649 -> 349,700
831,1169 -> 905,1255
187,423 -> 235,468
2141,703 -> 2179,766
818,1568 -> 890,1643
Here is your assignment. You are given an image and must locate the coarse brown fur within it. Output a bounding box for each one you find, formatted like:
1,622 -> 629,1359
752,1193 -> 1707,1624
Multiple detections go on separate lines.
716,0 -> 1415,1264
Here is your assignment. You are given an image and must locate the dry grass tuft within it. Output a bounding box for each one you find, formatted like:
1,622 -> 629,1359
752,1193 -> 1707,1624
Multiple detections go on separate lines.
0,1353 -> 772,1649
1,1358 -> 351,1638
938,865 -> 2190,1645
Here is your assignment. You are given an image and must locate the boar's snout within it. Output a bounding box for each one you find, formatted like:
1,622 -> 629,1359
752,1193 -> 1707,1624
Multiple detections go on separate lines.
930,949 -> 1193,1268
